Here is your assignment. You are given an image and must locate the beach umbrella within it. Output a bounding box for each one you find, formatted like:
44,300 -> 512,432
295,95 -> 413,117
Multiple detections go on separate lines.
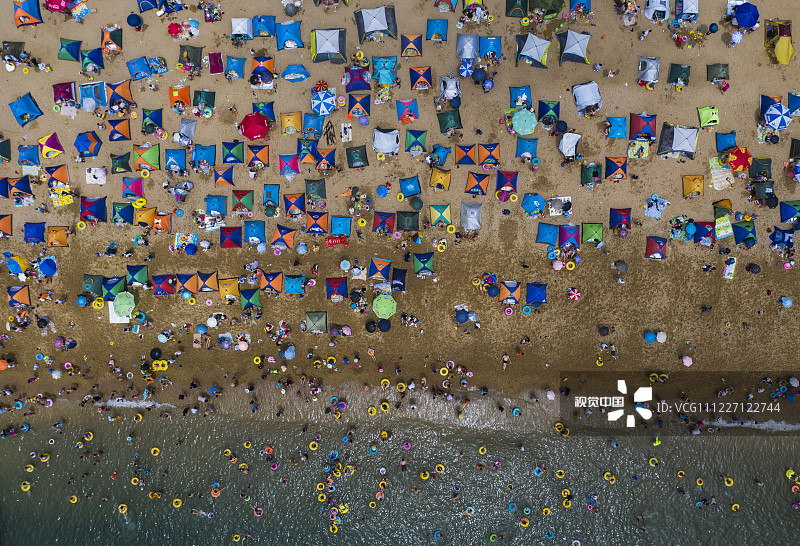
618,227 -> 629,239
157,334 -> 168,343
256,243 -> 267,254
450,96 -> 461,109
365,321 -> 377,333
150,347 -> 162,359
238,341 -> 248,351
555,120 -> 568,133
472,67 -> 487,83
598,325 -> 610,336
196,324 -> 208,334
482,272 -> 497,285
487,285 -> 500,298
76,295 -> 87,307
113,291 -> 136,317
7,256 -> 28,274
127,13 -> 143,29
682,356 -> 693,367
455,309 -> 469,324
734,2 -> 759,29
54,337 -> 64,348
340,260 -> 351,271
311,90 -> 336,116
644,331 -> 656,343
656,331 -> 667,343
51,369 -> 62,379
568,288 -> 581,300
546,390 -> 556,401
0,360 -> 6,371
511,109 -> 537,136
612,260 -> 628,273
283,344 -> 296,359
730,31 -> 743,45
221,339 -> 232,350
552,260 -> 564,271
790,377 -> 799,388
781,297 -> 793,308
378,319 -> 391,332
745,263 -> 761,274
168,23 -> 181,37
358,116 -> 369,126
239,113 -> 271,140
342,326 -> 352,336
459,59 -> 474,77
765,104 -> 792,131
37,317 -> 49,328
483,79 -> 494,92
185,243 -> 197,255
708,23 -> 718,34
207,316 -> 218,328
727,147 -> 752,172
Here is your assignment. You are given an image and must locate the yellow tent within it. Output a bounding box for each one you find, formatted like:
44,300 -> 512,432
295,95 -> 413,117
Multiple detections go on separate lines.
47,226 -> 69,247
281,112 -> 302,135
765,20 -> 794,65
218,278 -> 240,300
682,175 -> 704,199
430,166 -> 451,192
775,36 -> 795,65
134,207 -> 156,227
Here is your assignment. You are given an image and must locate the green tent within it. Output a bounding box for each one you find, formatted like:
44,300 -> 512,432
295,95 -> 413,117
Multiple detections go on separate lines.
580,164 -> 602,186
372,293 -> 397,319
396,211 -> 420,231
113,291 -> 135,318
529,0 -> 564,19
58,38 -> 81,62
224,141 -> 244,163
706,63 -> 729,82
305,311 -> 328,333
752,180 -> 774,199
346,145 -> 369,168
506,0 -> 528,17
749,158 -> 772,179
133,145 -> 160,170
413,253 -> 434,276
581,223 -> 603,244
232,190 -> 254,211
790,138 -> 800,162
126,265 -> 148,285
142,109 -> 161,134
193,89 -> 216,108
667,63 -> 690,85
111,152 -> 132,173
713,199 -> 732,219
0,139 -> 11,163
102,276 -> 126,301
437,110 -> 462,134
240,288 -> 261,309
305,179 -> 326,199
697,106 -> 718,128
82,274 -> 104,295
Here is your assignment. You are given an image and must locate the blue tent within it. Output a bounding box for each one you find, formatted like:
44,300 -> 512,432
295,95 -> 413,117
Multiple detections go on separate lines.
252,101 -> 275,121
760,95 -> 781,117
127,265 -> 148,286
780,202 -> 800,223
399,176 -> 421,197
284,274 -> 305,296
521,193 -> 547,216
276,21 -> 304,50
509,85 -> 532,108
205,195 -> 227,216
326,277 -> 348,299
770,226 -> 795,248
263,184 -> 280,206
479,36 -> 502,59
24,222 -> 46,244
59,39 -> 82,62
103,276 -> 126,301
81,49 -> 104,72
220,227 -> 242,248
244,220 -> 266,243
426,19 -> 448,41
80,197 -> 107,222
306,211 -> 328,234
74,131 -> 102,157
113,202 -> 135,224
693,222 -> 715,245
515,137 -> 538,159
373,56 -> 398,86
609,207 -> 631,229
526,282 -> 547,307
606,117 -> 627,139
165,149 -> 186,171
158,0 -> 182,13
9,93 -> 43,127
226,56 -> 246,79
715,131 -> 736,153
281,64 -> 310,82
732,221 -> 757,246
17,145 -> 38,166
536,222 -> 559,245
414,252 -> 434,276
302,114 -> 325,138
331,216 -> 351,236
80,82 -> 107,108
253,15 -> 276,37
137,0 -> 157,11
429,144 -> 451,166
14,0 -> 42,26
192,144 -> 216,166
127,56 -> 151,80
789,93 -> 800,116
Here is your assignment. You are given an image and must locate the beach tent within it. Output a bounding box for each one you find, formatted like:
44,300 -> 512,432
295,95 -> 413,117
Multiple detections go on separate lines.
101,25 -> 123,54
305,179 -> 326,200
220,227 -> 242,248
14,0 -> 42,26
326,277 -> 348,300
348,94 -> 371,117
759,95 -> 782,117
281,111 -> 303,136
764,20 -> 794,65
637,56 -> 660,83
259,271 -> 283,293
644,0 -> 670,21
122,177 -> 144,200
108,119 -> 131,143
667,63 -> 691,85
369,257 -> 392,281
141,108 -> 162,134
426,19 -> 448,41
788,94 -> 800,117
316,149 -> 337,173
509,86 -> 532,109
790,139 -> 800,162
582,165 -> 603,192
557,30 -> 590,65
271,225 -> 296,250
306,211 -> 329,234
225,56 -> 245,80
281,64 -> 309,83
676,0 -> 698,20
456,145 -> 477,166
526,282 -> 547,307
430,204 -> 452,225
355,6 -> 397,43
496,170 -> 518,194
391,268 -> 407,292
344,145 -> 367,168
7,285 -> 30,307
430,167 -> 451,191
80,53 -> 104,77
538,100 -> 560,125
682,175 -> 704,198
406,130 -> 427,156
17,145 -> 38,166
706,63 -> 729,82
344,67 -> 371,92
558,224 -> 580,248
456,34 -> 479,59
252,102 -> 275,121
581,223 -> 603,245
559,132 -> 581,158
74,131 -> 102,157
107,80 -> 135,106
644,236 -> 667,259
434,0 -> 455,10
253,15 -> 275,37
515,33 -> 549,68
80,197 -> 107,223
0,140 -> 10,164
529,0 -> 564,18
572,82 -> 601,116
284,193 -> 305,215
279,154 -> 299,181
749,157 -> 772,179
103,276 -> 126,301
780,201 -> 800,223
373,128 -> 400,154
218,278 -> 240,302
240,289 -> 261,310
515,137 -> 538,160
659,124 -> 698,155
732,221 -> 757,246
606,117 -> 627,139
45,165 -> 69,186
197,272 -> 219,292
297,139 -> 319,164
693,222 -> 716,245
9,93 -> 43,127
605,157 -> 627,180
402,34 -> 422,57
437,110 -> 462,134
284,275 -> 305,296
373,211 -> 396,233
478,144 -> 500,167
59,38 -> 82,62
770,226 -> 795,248
373,56 -> 398,85
232,190 -> 253,212
609,207 -> 631,229
192,144 -> 215,167
80,82 -> 107,109
204,195 -> 227,216
134,207 -> 156,227
310,28 -> 347,63
396,100 -> 419,123
698,106 -> 719,128
133,145 -> 160,171
480,36 -> 502,60
82,274 -> 104,295
127,265 -> 149,286
0,215 -> 12,237
410,67 -> 432,91
506,0 -> 528,17
331,216 -> 351,237
24,222 -> 45,244
461,202 -> 482,230
465,172 -> 489,195
499,281 -> 521,304
413,253 -> 434,277
304,311 -> 327,333
521,193 -> 547,217
127,57 -> 150,80
112,202 -> 135,224
231,18 -> 253,41
276,21 -> 303,50
164,149 -> 186,172
243,220 -> 265,244
630,112 -> 657,140
7,176 -> 32,198
397,211 -> 419,231
152,275 -> 174,295
39,133 -> 65,159
222,141 -> 244,164
439,77 -> 462,102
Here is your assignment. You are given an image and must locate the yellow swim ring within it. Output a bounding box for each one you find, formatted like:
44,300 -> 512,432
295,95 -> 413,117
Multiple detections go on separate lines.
318,493 -> 327,502
648,457 -> 658,467
20,482 -> 31,492
439,367 -> 449,376
243,441 -> 251,449
435,464 -> 445,473
542,507 -> 550,516
25,464 -> 34,473
380,402 -> 390,412
566,261 -> 576,271
367,406 -> 377,416
151,447 -> 160,456
563,499 -> 572,508
140,169 -> 150,179
447,224 -> 456,234
478,446 -> 487,455
172,498 -> 182,508
309,441 -> 319,451
77,221 -> 87,230
118,504 -> 127,513
69,495 -> 78,503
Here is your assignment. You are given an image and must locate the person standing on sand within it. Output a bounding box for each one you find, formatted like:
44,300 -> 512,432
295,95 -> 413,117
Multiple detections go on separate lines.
502,354 -> 510,371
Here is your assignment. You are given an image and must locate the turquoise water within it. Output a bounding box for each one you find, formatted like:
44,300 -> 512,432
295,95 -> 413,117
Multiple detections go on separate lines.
2,386 -> 798,544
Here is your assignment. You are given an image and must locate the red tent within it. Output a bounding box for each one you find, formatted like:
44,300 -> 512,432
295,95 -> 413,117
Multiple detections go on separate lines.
239,113 -> 271,141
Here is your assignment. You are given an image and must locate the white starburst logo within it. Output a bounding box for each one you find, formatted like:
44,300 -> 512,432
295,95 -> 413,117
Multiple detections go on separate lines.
608,380 -> 652,427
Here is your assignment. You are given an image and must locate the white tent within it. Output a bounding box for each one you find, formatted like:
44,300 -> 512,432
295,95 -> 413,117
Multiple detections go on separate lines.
644,0 -> 671,21
672,126 -> 698,153
361,7 -> 389,34
559,133 -> 582,158
372,128 -> 400,155
637,56 -> 660,83
676,0 -> 699,19
572,81 -> 602,116
439,76 -> 462,101
558,30 -> 590,65
516,33 -> 550,68
460,202 -> 482,230
231,18 -> 254,40
456,34 -> 479,59
311,29 -> 346,63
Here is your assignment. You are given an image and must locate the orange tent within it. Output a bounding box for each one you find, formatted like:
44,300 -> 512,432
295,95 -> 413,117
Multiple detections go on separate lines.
153,213 -> 172,234
169,86 -> 191,108
47,226 -> 69,247
176,273 -> 199,294
0,214 -> 11,237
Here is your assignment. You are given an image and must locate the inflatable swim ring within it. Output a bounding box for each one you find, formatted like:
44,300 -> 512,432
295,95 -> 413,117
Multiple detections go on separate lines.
151,447 -> 160,456
118,504 -> 127,514
172,498 -> 182,508
542,507 -> 551,516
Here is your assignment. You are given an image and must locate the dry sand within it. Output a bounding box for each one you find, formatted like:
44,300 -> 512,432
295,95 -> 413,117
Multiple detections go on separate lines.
1,0 -> 798,404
